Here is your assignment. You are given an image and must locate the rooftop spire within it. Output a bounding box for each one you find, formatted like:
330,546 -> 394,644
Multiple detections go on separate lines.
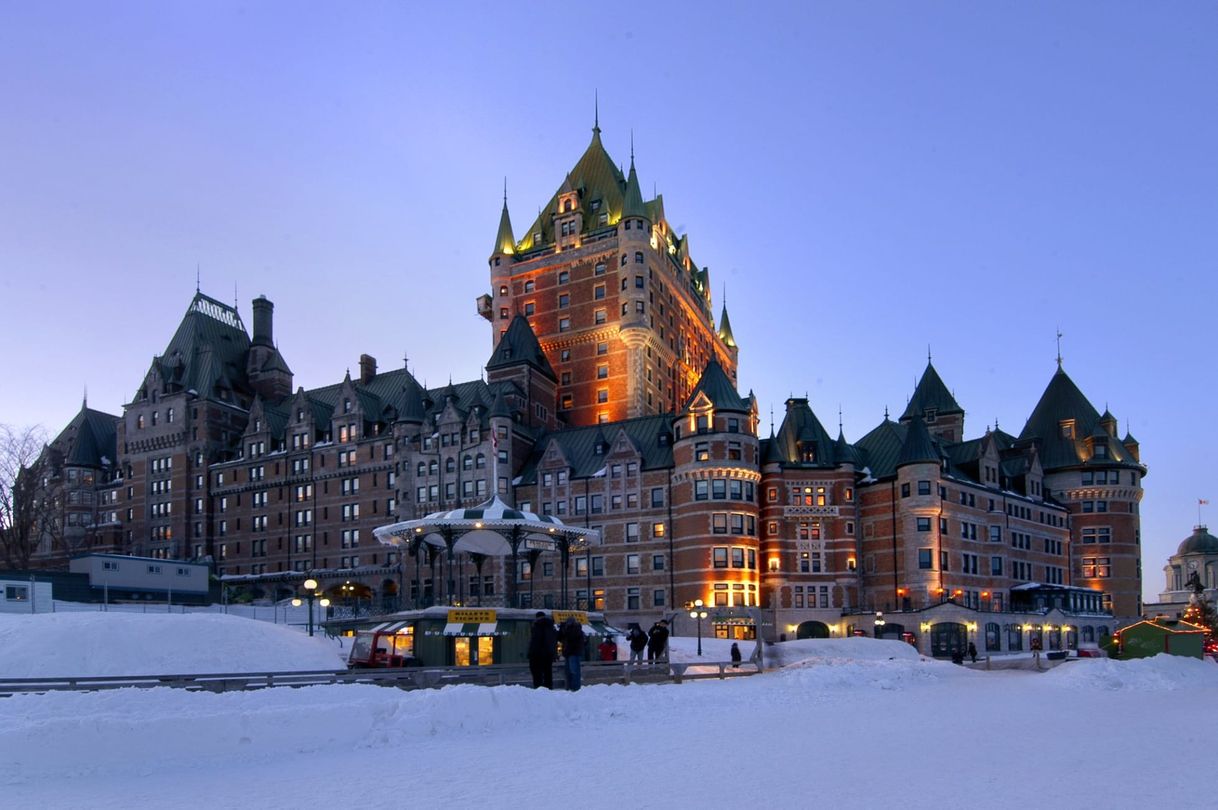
492,180 -> 516,256
594,90 -> 600,135
1056,327 -> 1063,369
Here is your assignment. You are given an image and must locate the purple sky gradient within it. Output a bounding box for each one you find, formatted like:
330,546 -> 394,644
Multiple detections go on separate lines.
1,2 -> 1214,603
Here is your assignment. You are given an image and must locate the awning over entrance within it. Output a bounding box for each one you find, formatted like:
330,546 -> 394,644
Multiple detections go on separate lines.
440,621 -> 501,636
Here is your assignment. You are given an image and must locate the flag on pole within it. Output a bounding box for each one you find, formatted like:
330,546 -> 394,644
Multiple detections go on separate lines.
1201,499 -> 1210,506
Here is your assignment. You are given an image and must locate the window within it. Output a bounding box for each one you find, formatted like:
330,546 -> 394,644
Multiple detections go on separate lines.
558,270 -> 569,284
917,480 -> 931,495
901,483 -> 910,498
596,342 -> 608,355
595,309 -> 607,324
652,522 -> 665,538
712,513 -> 728,534
627,587 -> 640,610
713,547 -> 728,568
626,554 -> 640,574
917,517 -> 931,532
695,443 -> 709,462
559,318 -> 571,332
597,364 -> 609,379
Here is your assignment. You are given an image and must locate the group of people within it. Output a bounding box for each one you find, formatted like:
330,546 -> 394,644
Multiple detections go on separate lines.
527,614 -> 674,691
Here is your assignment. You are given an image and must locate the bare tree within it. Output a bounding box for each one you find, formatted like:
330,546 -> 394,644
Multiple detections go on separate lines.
0,424 -> 55,569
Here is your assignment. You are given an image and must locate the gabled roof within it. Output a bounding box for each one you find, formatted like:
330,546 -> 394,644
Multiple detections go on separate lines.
52,404 -> 119,468
516,415 -> 674,484
682,360 -> 749,413
901,361 -> 963,421
486,315 -> 556,379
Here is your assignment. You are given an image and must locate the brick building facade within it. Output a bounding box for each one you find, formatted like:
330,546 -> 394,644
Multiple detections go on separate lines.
27,121 -> 1146,638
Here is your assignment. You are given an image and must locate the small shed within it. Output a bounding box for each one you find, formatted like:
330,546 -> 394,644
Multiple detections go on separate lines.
1114,619 -> 1206,660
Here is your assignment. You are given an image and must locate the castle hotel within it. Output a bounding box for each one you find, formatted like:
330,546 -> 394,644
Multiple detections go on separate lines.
29,121 -> 1145,655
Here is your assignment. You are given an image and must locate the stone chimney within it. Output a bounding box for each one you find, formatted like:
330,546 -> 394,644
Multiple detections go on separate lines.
359,354 -> 377,384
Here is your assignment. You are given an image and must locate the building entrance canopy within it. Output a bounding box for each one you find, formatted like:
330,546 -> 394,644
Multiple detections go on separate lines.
373,495 -> 600,608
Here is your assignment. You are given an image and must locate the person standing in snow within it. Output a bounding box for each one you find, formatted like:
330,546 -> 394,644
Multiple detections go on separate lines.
527,611 -> 557,689
730,642 -> 742,668
967,642 -> 978,664
561,617 -> 586,691
627,623 -> 648,665
598,635 -> 618,661
647,619 -> 669,663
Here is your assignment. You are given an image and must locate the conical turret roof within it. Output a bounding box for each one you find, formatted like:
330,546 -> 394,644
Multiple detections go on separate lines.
901,361 -> 962,421
622,157 -> 647,220
682,359 -> 750,413
897,417 -> 939,468
717,304 -> 737,349
492,198 -> 515,256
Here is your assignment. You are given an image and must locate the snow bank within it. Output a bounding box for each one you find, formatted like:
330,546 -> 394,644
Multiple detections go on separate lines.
766,636 -> 923,667
1042,654 -> 1218,691
0,612 -> 345,677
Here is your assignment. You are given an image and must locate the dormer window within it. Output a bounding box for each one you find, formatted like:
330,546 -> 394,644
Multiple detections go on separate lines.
563,199 -> 575,213
343,398 -> 351,413
1094,443 -> 1108,459
533,230 -> 542,244
924,408 -> 937,423
498,285 -> 508,296
590,200 -> 601,212
1060,420 -> 1075,439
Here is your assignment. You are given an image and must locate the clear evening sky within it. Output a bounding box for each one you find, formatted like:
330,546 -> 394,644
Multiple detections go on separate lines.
1,3 -> 1214,604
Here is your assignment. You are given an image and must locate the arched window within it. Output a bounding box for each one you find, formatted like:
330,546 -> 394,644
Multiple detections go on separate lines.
1082,625 -> 1095,643
463,454 -> 473,471
428,460 -> 438,475
416,462 -> 426,477
445,458 -> 455,473
621,254 -> 628,267
634,251 -> 644,264
985,622 -> 1001,652
1005,624 -> 1023,651
136,415 -> 145,429
167,408 -> 175,423
476,453 -> 486,469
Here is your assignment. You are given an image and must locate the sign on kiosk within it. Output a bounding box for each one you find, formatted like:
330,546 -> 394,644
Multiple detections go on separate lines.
447,609 -> 497,624
552,610 -> 587,624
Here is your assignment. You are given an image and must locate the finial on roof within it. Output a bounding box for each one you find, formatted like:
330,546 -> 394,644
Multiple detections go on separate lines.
83,384 -> 88,408
630,128 -> 634,163
402,351 -> 409,370
234,281 -> 238,309
927,344 -> 932,363
594,90 -> 600,134
1056,327 -> 1063,369
770,405 -> 774,432
503,176 -> 507,206
838,404 -> 843,434
884,405 -> 890,420
195,264 -> 200,294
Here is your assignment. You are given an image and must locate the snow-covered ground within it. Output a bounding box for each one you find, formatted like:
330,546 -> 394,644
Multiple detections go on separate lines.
1,612 -> 1214,808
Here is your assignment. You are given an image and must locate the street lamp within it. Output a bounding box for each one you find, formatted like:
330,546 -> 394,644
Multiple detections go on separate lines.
874,611 -> 886,637
291,577 -> 331,636
687,598 -> 708,656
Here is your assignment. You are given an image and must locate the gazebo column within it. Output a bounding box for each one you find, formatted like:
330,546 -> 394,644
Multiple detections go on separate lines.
469,553 -> 486,607
527,549 -> 543,610
442,529 -> 457,605
410,538 -> 423,609
559,540 -> 571,610
507,527 -> 522,609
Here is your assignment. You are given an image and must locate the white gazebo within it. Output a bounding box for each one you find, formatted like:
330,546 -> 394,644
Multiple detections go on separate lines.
373,495 -> 600,608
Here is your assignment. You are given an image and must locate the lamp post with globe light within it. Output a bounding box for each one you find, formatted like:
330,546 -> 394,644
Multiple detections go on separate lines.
874,611 -> 886,638
291,578 -> 331,636
687,599 -> 708,656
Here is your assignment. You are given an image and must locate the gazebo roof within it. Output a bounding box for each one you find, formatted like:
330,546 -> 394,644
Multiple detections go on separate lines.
374,495 -> 599,556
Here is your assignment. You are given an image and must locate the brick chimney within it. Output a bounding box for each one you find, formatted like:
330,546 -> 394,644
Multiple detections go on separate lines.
359,354 -> 377,384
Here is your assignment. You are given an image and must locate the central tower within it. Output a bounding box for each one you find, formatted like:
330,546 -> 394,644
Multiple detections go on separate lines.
481,120 -> 738,427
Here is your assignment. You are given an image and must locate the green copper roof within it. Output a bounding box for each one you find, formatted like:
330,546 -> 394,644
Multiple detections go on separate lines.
1178,526 -> 1218,556
516,414 -> 674,484
1016,365 -> 1144,471
486,314 -> 556,379
897,416 -> 940,468
772,398 -> 838,467
621,158 -> 647,220
682,359 -> 750,413
52,404 -> 119,468
901,361 -> 963,421
855,417 -> 906,479
717,305 -> 736,348
492,200 -> 515,256
516,129 -> 626,252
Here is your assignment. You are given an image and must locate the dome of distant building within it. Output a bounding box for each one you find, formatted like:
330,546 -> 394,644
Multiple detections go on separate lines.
1177,525 -> 1218,556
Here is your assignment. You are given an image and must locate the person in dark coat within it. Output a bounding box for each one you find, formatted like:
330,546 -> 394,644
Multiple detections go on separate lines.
561,617 -> 586,691
647,620 -> 669,663
527,611 -> 557,689
626,623 -> 648,665
730,642 -> 742,668
967,642 -> 978,664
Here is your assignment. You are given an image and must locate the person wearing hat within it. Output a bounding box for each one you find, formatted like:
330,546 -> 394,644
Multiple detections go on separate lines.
527,611 -> 557,689
647,619 -> 670,663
